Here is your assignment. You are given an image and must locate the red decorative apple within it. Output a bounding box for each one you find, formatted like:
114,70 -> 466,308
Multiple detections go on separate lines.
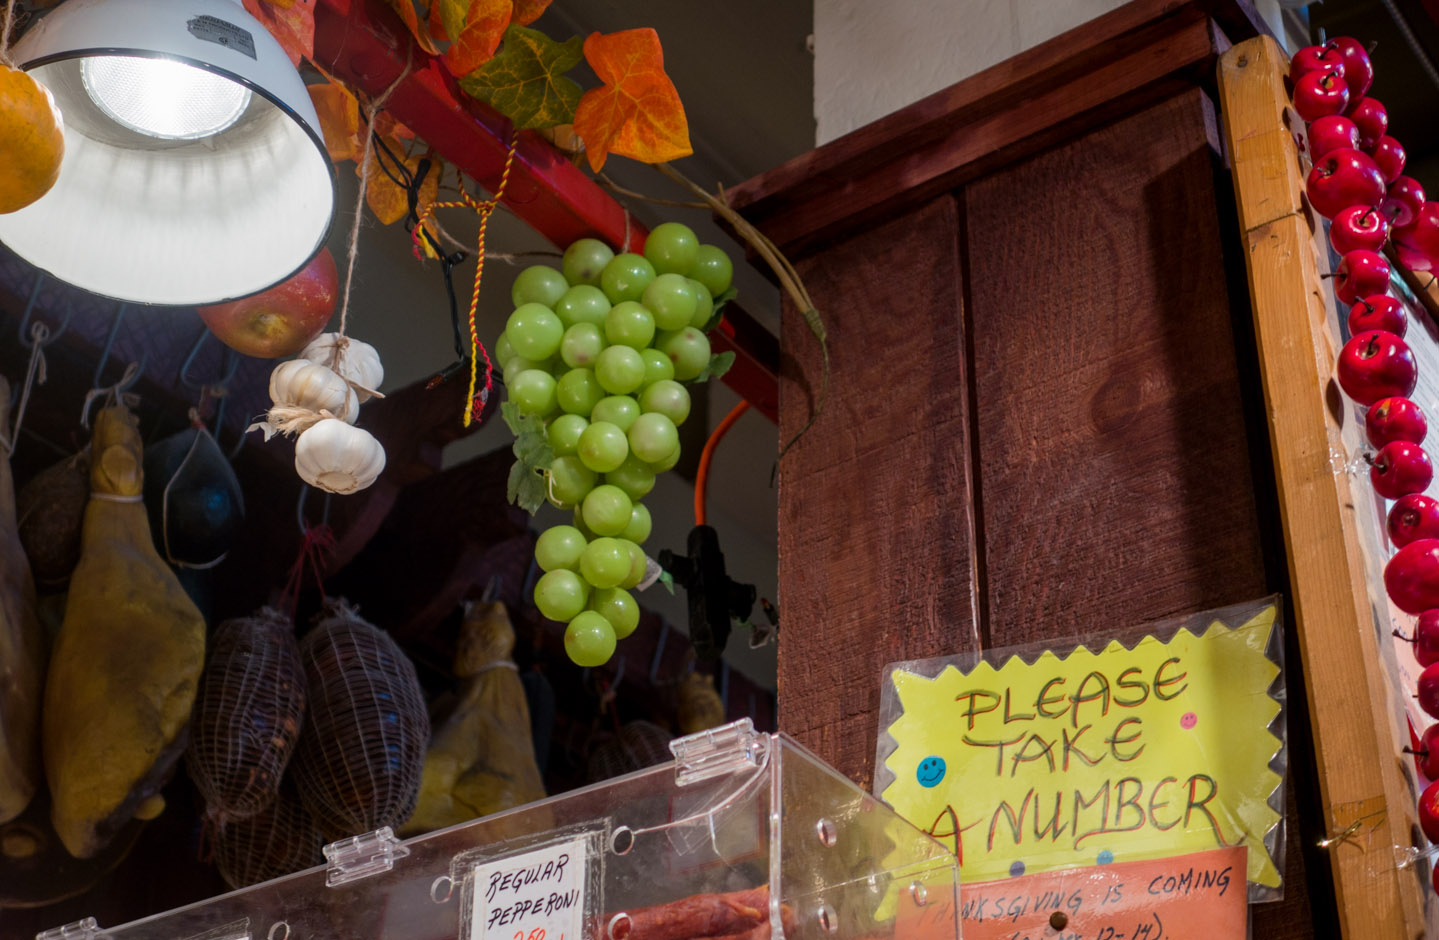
1422,777 -> 1439,841
1350,96 -> 1388,149
1415,614 -> 1439,669
1385,539 -> 1439,613
196,248 -> 338,358
1306,148 -> 1387,219
1371,135 -> 1406,183
1370,440 -> 1432,499
1331,36 -> 1374,103
1334,250 -> 1391,305
1394,202 -> 1439,273
1289,42 -> 1345,86
1391,495 -> 1439,548
1367,395 -> 1426,447
1337,330 -> 1417,405
1294,69 -> 1349,122
1416,720 -> 1439,775
1422,666 -> 1439,722
1384,176 -> 1427,228
1308,114 -> 1361,161
1331,205 -> 1389,254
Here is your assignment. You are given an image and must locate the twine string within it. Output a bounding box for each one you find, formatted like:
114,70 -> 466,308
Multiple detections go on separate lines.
5,322 -> 49,457
279,523 -> 337,620
80,360 -> 141,429
1,0 -> 16,69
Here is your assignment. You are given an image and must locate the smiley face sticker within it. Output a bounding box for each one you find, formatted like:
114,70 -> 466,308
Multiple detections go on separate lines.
916,755 -> 946,788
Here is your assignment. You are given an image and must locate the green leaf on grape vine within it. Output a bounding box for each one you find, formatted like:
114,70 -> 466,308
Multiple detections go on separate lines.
703,286 -> 738,331
657,569 -> 675,594
502,401 -> 554,513
695,351 -> 735,383
460,25 -> 585,130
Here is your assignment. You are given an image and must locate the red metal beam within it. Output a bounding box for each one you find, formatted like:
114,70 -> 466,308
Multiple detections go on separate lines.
311,0 -> 779,422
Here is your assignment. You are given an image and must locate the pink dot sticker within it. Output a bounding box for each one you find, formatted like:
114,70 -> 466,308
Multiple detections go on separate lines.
1180,712 -> 1198,729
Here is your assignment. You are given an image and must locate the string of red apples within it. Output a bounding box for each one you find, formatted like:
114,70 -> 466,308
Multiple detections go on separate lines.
1296,36 -> 1439,885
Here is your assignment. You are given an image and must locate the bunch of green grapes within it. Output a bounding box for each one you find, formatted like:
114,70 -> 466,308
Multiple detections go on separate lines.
496,223 -> 735,667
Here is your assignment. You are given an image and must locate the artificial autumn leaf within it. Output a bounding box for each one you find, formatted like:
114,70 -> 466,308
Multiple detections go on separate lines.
511,0 -> 551,25
373,111 -> 417,142
381,0 -> 439,54
459,26 -> 582,130
436,0 -> 512,77
242,0 -> 315,66
573,29 -> 691,173
309,82 -> 363,162
360,139 -> 439,226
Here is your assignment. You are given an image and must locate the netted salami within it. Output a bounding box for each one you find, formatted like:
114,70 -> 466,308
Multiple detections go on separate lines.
214,780 -> 324,889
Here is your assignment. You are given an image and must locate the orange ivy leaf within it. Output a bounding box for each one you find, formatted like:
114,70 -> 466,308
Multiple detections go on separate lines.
309,82 -> 363,162
511,0 -> 551,26
436,0 -> 512,77
373,111 -> 417,142
380,0 -> 439,54
360,138 -> 439,225
573,29 -> 691,173
242,0 -> 315,66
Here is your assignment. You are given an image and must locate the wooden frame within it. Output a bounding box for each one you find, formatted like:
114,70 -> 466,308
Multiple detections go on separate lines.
1217,34 -> 1428,937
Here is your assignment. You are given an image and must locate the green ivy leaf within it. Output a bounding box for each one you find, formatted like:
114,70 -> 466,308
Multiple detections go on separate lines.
706,286 -> 738,327
460,25 -> 584,130
695,350 -> 735,383
658,569 -> 675,594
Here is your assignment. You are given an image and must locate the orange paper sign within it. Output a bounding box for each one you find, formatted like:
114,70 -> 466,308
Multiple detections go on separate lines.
900,847 -> 1246,940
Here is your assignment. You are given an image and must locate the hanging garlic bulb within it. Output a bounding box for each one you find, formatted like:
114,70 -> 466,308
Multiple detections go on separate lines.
294,419 -> 386,495
300,333 -> 384,402
269,360 -> 359,421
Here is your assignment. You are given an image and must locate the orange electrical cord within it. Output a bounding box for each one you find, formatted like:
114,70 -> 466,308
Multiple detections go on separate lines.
695,399 -> 751,526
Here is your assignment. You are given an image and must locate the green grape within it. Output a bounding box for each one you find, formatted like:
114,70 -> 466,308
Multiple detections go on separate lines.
581,484 -> 633,536
622,503 -> 652,544
600,252 -> 656,304
572,506 -> 598,540
548,455 -> 596,506
639,379 -> 691,426
591,395 -> 640,431
508,369 -> 557,416
605,301 -> 656,349
565,610 -> 617,666
535,524 -> 588,571
618,538 -> 646,589
605,454 -> 655,500
595,345 -> 645,395
580,537 -> 630,589
590,587 -> 639,639
501,354 -> 550,379
506,303 -> 564,360
534,568 -> 590,621
560,322 -> 606,369
687,279 -> 714,328
494,331 -> 516,366
556,368 -> 605,416
641,348 -> 675,387
629,412 -> 678,463
643,221 -> 700,275
563,238 -> 614,287
512,265 -> 570,309
555,284 -> 612,328
658,327 -> 711,381
547,413 -> 588,456
642,273 -> 698,331
577,421 -> 629,473
691,244 -> 733,296
647,444 -> 681,473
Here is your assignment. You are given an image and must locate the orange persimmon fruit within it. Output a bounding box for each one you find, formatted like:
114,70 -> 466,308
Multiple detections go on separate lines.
0,64 -> 64,214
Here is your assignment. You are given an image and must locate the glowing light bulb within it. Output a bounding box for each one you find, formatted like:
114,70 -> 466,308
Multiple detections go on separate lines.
82,55 -> 251,140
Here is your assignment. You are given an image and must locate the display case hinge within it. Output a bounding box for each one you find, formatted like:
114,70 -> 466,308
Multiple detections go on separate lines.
37,918 -> 104,940
670,717 -> 769,786
323,826 -> 410,887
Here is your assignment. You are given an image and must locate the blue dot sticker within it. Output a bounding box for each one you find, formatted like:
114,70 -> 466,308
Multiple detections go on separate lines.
1097,850 -> 1114,865
1009,860 -> 1026,878
916,755 -> 946,787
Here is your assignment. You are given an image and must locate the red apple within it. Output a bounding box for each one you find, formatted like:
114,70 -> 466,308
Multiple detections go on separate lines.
1416,614 -> 1439,668
1307,148 -> 1387,219
1331,205 -> 1389,254
1308,114 -> 1361,162
1391,495 -> 1439,548
1370,440 -> 1432,499
1367,395 -> 1426,447
1351,97 -> 1388,149
1384,176 -> 1428,228
1289,42 -> 1345,86
1351,296 -> 1407,337
1334,250 -> 1391,305
196,248 -> 338,358
1417,721 -> 1439,774
1385,539 -> 1439,613
1395,202 -> 1439,273
1422,666 -> 1439,722
1371,135 -> 1407,183
1338,330 -> 1418,405
1294,69 -> 1349,122
1422,778 -> 1439,840
1332,37 -> 1375,103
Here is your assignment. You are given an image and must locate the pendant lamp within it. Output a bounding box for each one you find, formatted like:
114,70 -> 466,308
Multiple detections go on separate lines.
0,0 -> 336,306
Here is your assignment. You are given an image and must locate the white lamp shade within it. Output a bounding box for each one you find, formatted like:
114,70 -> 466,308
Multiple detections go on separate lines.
0,0 -> 336,306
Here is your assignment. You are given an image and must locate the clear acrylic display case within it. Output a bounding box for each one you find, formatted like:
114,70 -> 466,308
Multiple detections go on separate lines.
38,721 -> 960,940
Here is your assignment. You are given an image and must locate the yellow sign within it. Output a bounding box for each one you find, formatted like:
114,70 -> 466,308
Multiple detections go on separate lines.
880,605 -> 1282,889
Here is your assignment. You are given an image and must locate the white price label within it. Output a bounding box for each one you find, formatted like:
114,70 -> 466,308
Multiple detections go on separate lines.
469,837 -> 588,940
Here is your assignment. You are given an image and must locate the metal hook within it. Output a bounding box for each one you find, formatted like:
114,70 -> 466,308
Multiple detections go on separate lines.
18,275 -> 72,349
180,329 -> 241,391
296,484 -> 333,536
93,304 -> 148,390
649,623 -> 670,683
